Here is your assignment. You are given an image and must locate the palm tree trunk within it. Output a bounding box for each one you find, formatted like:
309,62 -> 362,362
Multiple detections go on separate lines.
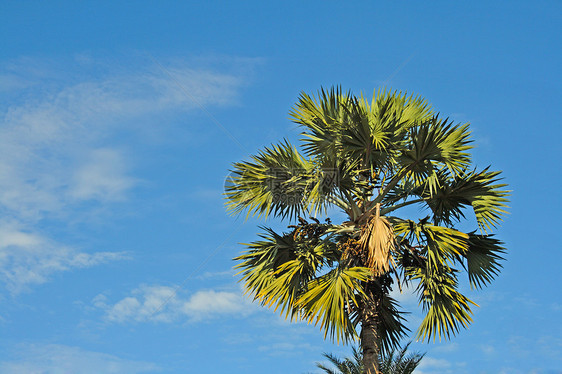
360,310 -> 381,374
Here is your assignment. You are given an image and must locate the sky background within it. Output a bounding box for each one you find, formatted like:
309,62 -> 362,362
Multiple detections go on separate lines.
0,1 -> 561,373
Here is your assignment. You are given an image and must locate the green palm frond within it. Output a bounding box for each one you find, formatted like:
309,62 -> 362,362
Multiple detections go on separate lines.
235,226 -> 337,319
305,156 -> 365,216
466,168 -> 510,232
399,117 -> 472,183
464,233 -> 506,289
297,266 -> 372,344
225,138 -> 364,220
235,228 -> 298,304
339,96 -> 394,170
393,219 -> 469,261
290,87 -> 351,160
393,218 -> 477,341
375,293 -> 410,355
380,179 -> 418,207
317,346 -> 363,374
317,342 -> 424,374
422,225 -> 469,269
419,167 -> 510,231
225,140 -> 312,220
379,342 -> 425,374
293,88 -> 435,177
412,264 -> 477,342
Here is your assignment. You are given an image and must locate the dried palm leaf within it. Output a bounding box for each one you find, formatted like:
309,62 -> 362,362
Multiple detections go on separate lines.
359,203 -> 396,275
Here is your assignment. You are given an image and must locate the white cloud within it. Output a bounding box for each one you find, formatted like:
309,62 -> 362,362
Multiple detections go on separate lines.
100,285 -> 179,323
0,74 -> 31,92
432,342 -> 459,353
0,344 -> 158,374
480,344 -> 496,355
196,269 -> 236,280
0,224 -> 127,294
416,356 -> 468,374
0,55 -> 253,293
70,148 -> 136,201
183,289 -> 250,318
257,342 -> 316,356
389,280 -> 419,306
95,285 -> 256,323
0,57 -> 248,220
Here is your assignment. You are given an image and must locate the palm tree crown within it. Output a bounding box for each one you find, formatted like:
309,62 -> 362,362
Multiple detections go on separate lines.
317,342 -> 424,374
226,88 -> 508,374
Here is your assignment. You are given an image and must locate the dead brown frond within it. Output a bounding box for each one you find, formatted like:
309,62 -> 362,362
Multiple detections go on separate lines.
359,203 -> 396,276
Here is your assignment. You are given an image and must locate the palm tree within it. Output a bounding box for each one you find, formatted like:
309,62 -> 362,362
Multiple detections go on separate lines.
317,342 -> 424,374
317,346 -> 363,374
225,88 -> 508,374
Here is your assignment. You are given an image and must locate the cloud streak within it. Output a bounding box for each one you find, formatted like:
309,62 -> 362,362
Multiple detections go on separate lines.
0,56 -> 249,220
0,54 -> 254,293
0,344 -> 158,374
94,285 -> 256,323
0,224 -> 128,294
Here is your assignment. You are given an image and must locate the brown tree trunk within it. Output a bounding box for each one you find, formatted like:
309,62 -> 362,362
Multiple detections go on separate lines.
360,309 -> 381,374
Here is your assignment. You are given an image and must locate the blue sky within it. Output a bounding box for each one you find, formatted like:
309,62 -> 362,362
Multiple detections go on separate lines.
0,1 -> 561,373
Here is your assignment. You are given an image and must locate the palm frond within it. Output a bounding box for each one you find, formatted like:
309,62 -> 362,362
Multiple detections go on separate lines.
393,218 -> 469,264
422,225 -> 469,269
375,293 -> 410,355
317,347 -> 363,374
339,95 -> 394,170
317,342 -> 424,374
393,218 -> 476,341
464,233 -> 506,289
235,226 -> 337,319
379,341 -> 425,374
466,168 -> 510,232
412,264 -> 477,342
418,167 -> 509,231
234,228 -> 297,302
297,266 -> 372,344
399,117 -> 472,183
305,156 -> 365,216
292,88 -> 434,176
290,87 -> 350,160
225,140 -> 312,220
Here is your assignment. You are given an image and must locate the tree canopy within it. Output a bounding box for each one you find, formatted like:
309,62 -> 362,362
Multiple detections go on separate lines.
225,87 -> 508,373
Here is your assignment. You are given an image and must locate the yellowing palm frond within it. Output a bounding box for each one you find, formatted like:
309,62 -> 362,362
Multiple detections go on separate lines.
290,87 -> 351,160
297,266 -> 372,344
225,140 -> 312,220
413,265 -> 477,342
417,167 -> 510,232
399,117 -> 473,183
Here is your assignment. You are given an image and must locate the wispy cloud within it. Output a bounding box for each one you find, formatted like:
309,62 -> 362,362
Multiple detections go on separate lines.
257,342 -> 316,357
389,280 -> 418,306
0,55 -> 249,221
0,54 -> 254,293
0,224 -> 128,294
480,343 -> 496,355
416,356 -> 453,374
416,356 -> 468,374
94,284 -> 256,323
0,344 -> 159,374
432,342 -> 459,353
70,148 -> 136,202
